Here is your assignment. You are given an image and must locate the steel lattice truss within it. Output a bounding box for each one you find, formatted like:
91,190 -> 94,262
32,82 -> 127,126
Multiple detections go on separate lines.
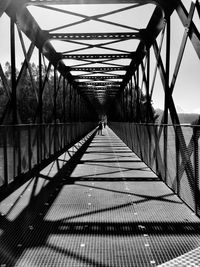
0,0 -> 200,121
0,0 -> 200,224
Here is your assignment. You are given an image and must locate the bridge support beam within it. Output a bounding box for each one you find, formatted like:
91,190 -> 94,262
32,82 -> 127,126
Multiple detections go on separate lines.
10,18 -> 17,124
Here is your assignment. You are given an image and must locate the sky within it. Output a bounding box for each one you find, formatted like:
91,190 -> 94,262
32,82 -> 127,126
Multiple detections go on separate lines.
0,1 -> 199,114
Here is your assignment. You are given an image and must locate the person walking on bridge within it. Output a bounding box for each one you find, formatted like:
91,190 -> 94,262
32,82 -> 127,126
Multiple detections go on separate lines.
97,121 -> 103,135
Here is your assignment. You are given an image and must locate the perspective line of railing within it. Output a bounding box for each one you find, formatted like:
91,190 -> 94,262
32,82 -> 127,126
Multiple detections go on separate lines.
0,122 -> 96,198
110,122 -> 200,218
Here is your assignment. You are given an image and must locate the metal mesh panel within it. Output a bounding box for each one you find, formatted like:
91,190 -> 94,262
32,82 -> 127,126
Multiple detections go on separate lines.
197,129 -> 200,217
110,122 -> 200,216
144,125 -> 150,166
179,126 -> 195,211
41,126 -> 46,161
0,128 -> 5,186
0,123 -> 96,192
44,125 -> 50,159
157,126 -> 164,179
65,124 -> 70,147
124,123 -> 129,147
58,125 -> 62,150
49,125 -> 55,155
149,125 -> 157,173
20,126 -> 29,173
128,123 -> 134,152
7,127 -> 15,183
179,170 -> 195,211
167,126 -> 177,191
30,126 -> 38,167
134,124 -> 141,158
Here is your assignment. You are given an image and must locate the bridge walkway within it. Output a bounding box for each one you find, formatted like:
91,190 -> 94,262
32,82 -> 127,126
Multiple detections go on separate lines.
0,127 -> 200,266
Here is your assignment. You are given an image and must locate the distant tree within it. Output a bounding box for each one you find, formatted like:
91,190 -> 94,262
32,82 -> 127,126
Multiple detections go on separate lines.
4,61 -> 12,84
0,61 -> 74,124
17,63 -> 38,123
191,115 -> 200,125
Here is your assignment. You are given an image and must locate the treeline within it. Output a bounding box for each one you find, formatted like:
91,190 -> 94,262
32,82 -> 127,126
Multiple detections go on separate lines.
155,109 -> 200,124
0,62 -> 64,124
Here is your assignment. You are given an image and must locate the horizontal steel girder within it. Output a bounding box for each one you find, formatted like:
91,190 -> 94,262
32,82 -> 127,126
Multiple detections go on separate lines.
25,0 -> 150,3
78,82 -> 121,86
50,32 -> 140,40
71,67 -> 127,72
24,0 -> 178,12
62,54 -> 133,59
79,88 -> 119,91
74,76 -> 124,80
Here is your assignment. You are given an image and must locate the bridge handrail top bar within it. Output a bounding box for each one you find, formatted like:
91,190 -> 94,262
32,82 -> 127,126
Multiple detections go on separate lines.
0,122 -> 90,127
110,122 -> 200,128
0,123 -> 199,128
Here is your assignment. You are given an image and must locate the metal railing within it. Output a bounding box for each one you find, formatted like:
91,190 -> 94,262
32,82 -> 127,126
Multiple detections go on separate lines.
0,122 -> 96,193
110,122 -> 200,217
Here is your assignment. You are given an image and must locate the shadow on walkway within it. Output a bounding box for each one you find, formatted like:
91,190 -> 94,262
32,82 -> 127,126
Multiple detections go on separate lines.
0,127 -> 200,267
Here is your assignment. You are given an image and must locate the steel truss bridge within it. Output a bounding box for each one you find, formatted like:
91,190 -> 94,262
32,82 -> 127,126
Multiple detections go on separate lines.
0,0 -> 200,266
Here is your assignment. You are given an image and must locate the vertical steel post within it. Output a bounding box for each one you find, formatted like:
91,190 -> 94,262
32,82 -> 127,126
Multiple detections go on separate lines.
63,78 -> 66,123
38,51 -> 43,161
28,124 -> 32,170
69,84 -> 72,122
125,87 -> 127,120
127,85 -> 129,121
136,68 -> 140,122
54,67 -> 57,123
194,126 -> 200,216
77,94 -> 80,122
62,78 -> 66,147
73,87 -> 76,121
66,82 -> 69,121
38,50 -> 43,123
164,18 -> 171,183
122,89 -> 125,120
146,52 -> 151,165
72,86 -> 74,121
128,82 -> 131,121
10,18 -> 20,180
146,51 -> 150,122
16,126 -> 21,176
53,67 -> 57,154
126,84 -> 129,121
3,126 -> 8,186
175,125 -> 180,195
130,77 -> 133,121
124,87 -> 126,121
10,18 -> 17,124
127,82 -> 130,121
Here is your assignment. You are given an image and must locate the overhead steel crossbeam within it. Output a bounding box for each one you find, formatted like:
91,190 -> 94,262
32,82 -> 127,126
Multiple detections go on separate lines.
71,67 -> 127,72
74,75 -> 124,80
22,1 -> 147,103
24,0 -> 175,10
78,82 -> 121,86
5,0 -> 179,110
50,32 -> 141,40
5,1 -> 73,84
62,54 -> 134,59
80,87 -> 119,91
